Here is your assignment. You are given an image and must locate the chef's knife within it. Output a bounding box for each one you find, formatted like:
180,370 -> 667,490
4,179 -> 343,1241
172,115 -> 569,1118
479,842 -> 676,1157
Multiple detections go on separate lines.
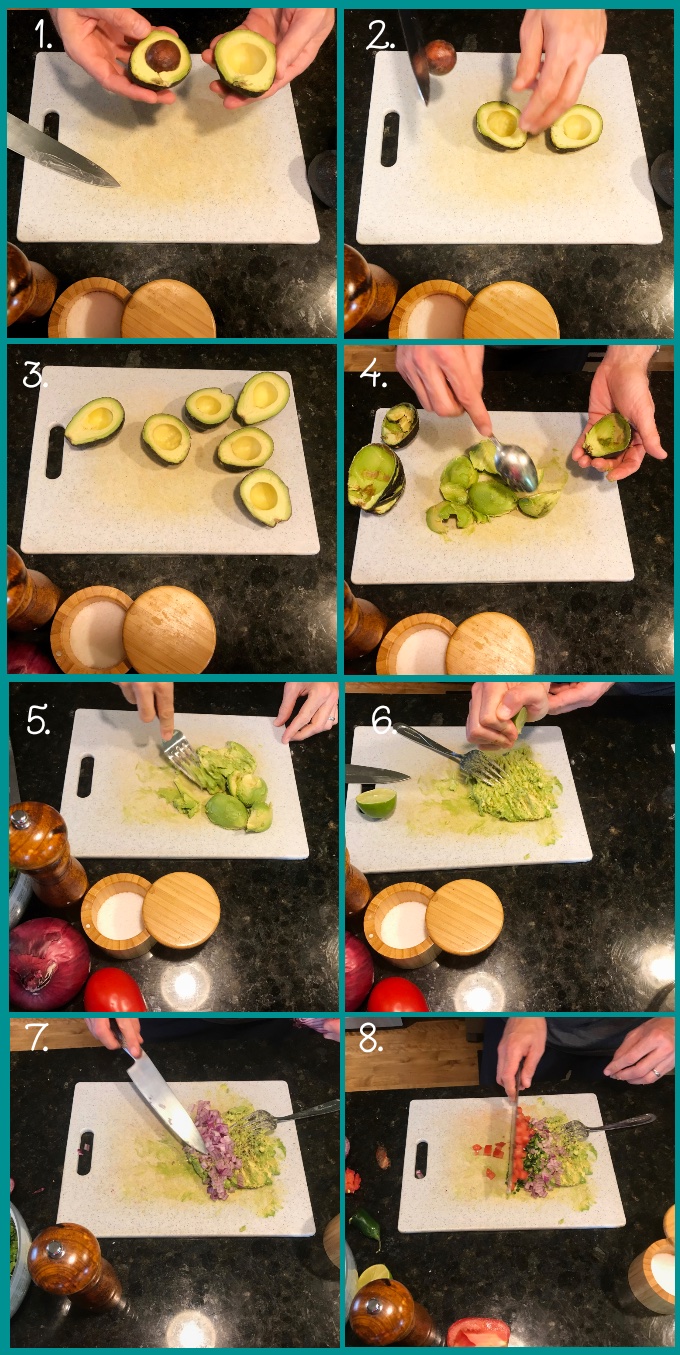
505,1061 -> 523,1195
124,1049 -> 208,1155
7,113 -> 120,187
398,11 -> 430,106
345,764 -> 411,784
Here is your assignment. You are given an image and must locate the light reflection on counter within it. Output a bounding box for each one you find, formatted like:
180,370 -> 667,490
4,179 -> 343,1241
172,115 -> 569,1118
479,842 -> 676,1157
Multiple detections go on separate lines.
160,962 -> 212,1012
452,971 -> 505,1012
165,1309 -> 216,1348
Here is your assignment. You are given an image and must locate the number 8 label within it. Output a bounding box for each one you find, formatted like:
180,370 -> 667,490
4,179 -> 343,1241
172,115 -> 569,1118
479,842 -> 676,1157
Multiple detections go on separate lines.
359,1022 -> 378,1053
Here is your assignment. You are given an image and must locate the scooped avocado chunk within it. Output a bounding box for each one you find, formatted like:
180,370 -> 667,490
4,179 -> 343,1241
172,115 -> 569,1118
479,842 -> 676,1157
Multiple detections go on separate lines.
235,372 -> 290,425
228,771 -> 268,805
467,439 -> 498,475
517,490 -> 561,518
128,31 -> 192,89
142,413 -> 191,465
440,456 -> 478,501
214,28 -> 277,98
217,427 -> 274,469
381,403 -> 419,449
240,469 -> 292,526
347,444 -> 405,514
468,480 -> 518,517
550,104 -> 603,150
184,388 -> 235,429
205,792 -> 248,830
426,500 -> 473,533
582,412 -> 632,459
64,397 -> 125,448
247,803 -> 273,833
477,101 -> 527,149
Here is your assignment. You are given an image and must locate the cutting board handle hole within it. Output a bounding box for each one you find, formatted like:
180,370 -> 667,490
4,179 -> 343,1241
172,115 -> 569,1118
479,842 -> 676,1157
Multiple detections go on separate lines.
414,1139 -> 428,1178
77,1130 -> 94,1175
43,111 -> 60,141
46,426 -> 64,480
381,111 -> 400,166
77,755 -> 94,798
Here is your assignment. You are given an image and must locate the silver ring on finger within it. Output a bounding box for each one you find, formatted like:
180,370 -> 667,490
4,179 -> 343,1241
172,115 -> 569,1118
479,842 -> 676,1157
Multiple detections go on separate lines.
327,712 -> 336,724
652,1067 -> 661,1078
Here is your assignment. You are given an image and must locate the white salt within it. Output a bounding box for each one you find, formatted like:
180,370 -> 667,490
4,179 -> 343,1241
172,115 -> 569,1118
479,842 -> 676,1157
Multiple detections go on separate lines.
65,291 -> 125,338
407,294 -> 467,339
380,900 -> 428,949
395,628 -> 449,675
650,1251 -> 675,1296
96,891 -> 145,940
69,600 -> 126,669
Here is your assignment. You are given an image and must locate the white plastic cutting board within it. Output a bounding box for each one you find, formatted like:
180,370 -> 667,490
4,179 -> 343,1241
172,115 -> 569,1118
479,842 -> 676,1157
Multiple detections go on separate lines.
58,1080 -> 315,1237
398,1094 -> 626,1231
60,709 -> 309,859
358,51 -> 661,244
19,54 -> 319,243
346,725 -> 592,871
351,410 -> 634,584
21,367 -> 319,555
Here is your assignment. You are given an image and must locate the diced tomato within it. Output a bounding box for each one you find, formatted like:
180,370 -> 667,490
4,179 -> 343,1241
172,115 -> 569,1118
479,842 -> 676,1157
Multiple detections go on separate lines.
472,1144 -> 483,1154
483,1144 -> 492,1156
446,1318 -> 511,1348
494,1141 -> 505,1148
492,1147 -> 504,1158
485,1168 -> 495,1180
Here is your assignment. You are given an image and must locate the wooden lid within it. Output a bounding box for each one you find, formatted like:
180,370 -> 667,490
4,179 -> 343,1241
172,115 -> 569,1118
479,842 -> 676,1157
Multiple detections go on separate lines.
51,586 -> 133,675
463,281 -> 560,340
142,871 -> 220,949
377,613 -> 456,676
388,280 -> 473,339
81,872 -> 152,957
47,277 -> 131,339
122,279 -> 216,339
426,879 -> 504,955
122,586 -> 216,675
445,611 -> 535,675
663,1204 -> 674,1245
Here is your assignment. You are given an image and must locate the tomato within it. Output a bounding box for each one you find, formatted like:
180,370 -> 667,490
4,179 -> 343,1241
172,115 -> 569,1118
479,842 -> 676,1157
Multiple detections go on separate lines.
83,967 -> 146,1013
485,1168 -> 495,1180
366,977 -> 429,1013
483,1144 -> 492,1156
492,1147 -> 504,1159
472,1144 -> 483,1154
446,1318 -> 511,1348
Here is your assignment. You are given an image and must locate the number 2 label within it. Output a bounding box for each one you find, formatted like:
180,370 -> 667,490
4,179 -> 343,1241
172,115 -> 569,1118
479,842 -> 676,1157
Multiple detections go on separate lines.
366,20 -> 390,51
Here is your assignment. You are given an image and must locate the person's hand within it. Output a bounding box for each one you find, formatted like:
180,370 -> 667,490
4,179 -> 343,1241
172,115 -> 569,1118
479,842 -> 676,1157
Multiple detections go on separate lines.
514,9 -> 607,134
395,346 -> 491,434
203,8 -> 334,110
604,1018 -> 674,1086
496,1018 -> 547,1096
117,682 -> 175,740
571,346 -> 668,482
49,9 -> 179,104
85,1016 -> 143,1057
274,682 -> 338,742
466,682 -> 550,749
546,681 -> 614,714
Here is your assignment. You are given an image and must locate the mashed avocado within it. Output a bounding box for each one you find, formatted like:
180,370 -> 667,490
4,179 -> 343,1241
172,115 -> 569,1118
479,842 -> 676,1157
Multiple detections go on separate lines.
469,745 -> 561,822
154,741 -> 272,833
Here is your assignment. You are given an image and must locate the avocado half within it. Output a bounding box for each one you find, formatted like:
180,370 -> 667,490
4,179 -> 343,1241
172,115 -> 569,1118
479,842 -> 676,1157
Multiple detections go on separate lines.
142,413 -> 191,465
217,427 -> 274,469
214,29 -> 276,98
347,444 -> 406,515
64,397 -> 125,448
184,388 -> 234,429
477,101 -> 527,149
582,412 -> 632,459
240,468 -> 292,526
381,402 -> 419,450
128,31 -> 192,90
550,105 -> 603,150
235,372 -> 290,425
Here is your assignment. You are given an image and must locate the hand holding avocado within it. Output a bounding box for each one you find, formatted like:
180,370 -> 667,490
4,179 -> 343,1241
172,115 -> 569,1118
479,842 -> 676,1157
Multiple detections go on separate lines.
571,346 -> 668,481
395,346 -> 491,431
48,9 -> 181,105
202,8 -> 335,110
466,682 -> 551,750
513,9 -> 607,135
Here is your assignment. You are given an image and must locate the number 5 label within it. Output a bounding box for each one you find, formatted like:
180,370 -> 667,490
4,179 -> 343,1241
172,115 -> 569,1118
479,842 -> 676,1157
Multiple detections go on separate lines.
27,704 -> 49,736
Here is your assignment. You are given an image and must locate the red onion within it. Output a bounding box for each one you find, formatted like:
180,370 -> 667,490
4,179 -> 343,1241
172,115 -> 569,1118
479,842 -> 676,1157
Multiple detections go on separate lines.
345,934 -> 374,1011
10,917 -> 90,1010
7,639 -> 59,674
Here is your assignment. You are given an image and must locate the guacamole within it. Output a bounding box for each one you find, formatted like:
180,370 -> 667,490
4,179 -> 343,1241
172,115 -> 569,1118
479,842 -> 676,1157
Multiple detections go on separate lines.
469,745 -> 561,822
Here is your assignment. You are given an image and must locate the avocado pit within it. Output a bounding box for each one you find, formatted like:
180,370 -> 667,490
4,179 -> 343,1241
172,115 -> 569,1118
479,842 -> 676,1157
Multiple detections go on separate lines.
145,39 -> 182,72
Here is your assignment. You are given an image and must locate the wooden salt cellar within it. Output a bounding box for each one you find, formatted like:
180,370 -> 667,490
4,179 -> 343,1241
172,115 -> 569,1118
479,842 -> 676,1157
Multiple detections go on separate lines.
9,802 -> 88,907
345,245 -> 399,335
7,243 -> 58,327
7,546 -> 62,632
350,1278 -> 442,1346
28,1222 -> 124,1312
345,583 -> 391,661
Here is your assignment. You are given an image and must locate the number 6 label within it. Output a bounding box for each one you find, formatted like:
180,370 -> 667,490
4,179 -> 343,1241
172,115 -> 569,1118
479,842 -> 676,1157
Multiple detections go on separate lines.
372,705 -> 392,732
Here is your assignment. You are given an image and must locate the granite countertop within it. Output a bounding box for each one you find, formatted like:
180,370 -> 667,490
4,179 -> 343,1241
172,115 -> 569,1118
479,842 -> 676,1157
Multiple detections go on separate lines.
10,681 -> 338,1011
8,8 -> 336,339
345,1068 -> 674,1347
345,689 -> 674,1012
10,1018 -> 339,1349
344,358 -> 673,675
345,9 -> 673,339
9,343 -> 337,674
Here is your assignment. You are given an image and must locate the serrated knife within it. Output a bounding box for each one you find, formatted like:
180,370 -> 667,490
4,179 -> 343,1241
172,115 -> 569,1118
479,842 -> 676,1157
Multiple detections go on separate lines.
8,112 -> 120,187
124,1049 -> 208,1154
345,764 -> 411,784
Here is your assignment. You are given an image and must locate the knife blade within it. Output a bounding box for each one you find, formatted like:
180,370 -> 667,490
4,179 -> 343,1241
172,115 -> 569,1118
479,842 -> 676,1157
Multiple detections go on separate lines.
345,764 -> 411,784
125,1050 -> 208,1155
398,11 -> 430,106
505,1061 -> 523,1195
8,113 -> 120,187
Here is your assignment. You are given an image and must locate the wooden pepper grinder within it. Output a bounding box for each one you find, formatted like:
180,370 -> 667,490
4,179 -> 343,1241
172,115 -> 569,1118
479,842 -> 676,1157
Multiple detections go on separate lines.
345,582 -> 391,662
7,243 -> 58,327
9,802 -> 88,907
345,245 -> 399,335
346,848 -> 372,915
28,1222 -> 124,1312
350,1278 -> 442,1346
7,546 -> 63,632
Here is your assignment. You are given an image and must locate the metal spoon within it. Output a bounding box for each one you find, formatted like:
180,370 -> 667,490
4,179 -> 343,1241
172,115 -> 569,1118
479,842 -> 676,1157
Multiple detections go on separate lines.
490,435 -> 539,493
246,1099 -> 340,1136
565,1112 -> 656,1142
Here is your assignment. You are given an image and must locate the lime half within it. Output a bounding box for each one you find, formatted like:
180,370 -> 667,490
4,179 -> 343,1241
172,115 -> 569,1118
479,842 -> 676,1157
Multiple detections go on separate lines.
356,787 -> 397,820
357,1264 -> 392,1289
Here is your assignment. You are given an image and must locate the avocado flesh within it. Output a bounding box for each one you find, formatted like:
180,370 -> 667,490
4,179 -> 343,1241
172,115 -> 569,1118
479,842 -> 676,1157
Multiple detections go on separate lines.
426,500 -> 473,533
235,372 -> 290,425
551,104 -> 602,150
477,101 -> 527,149
65,397 -> 125,448
185,388 -> 235,429
468,480 -> 518,517
440,456 -> 478,501
229,771 -> 268,805
205,792 -> 248,830
582,412 -> 632,459
217,427 -> 274,469
240,469 -> 292,526
128,31 -> 192,89
214,29 -> 277,97
247,803 -> 273,833
467,439 -> 498,475
142,413 -> 191,465
381,402 -> 419,449
517,490 -> 561,518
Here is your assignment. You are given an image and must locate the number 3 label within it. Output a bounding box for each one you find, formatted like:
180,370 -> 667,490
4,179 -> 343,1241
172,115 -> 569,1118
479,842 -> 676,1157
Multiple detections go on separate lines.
23,361 -> 42,389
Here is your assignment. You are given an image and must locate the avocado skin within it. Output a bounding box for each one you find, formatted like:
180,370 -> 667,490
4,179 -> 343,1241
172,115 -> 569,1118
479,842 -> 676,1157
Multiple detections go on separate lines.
67,417 -> 124,449
213,31 -> 276,98
307,150 -> 337,207
233,372 -> 290,426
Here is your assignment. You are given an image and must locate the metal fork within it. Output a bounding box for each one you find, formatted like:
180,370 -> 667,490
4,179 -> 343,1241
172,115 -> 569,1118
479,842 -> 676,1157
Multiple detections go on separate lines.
393,723 -> 506,787
246,1099 -> 340,1136
160,730 -> 204,788
565,1112 -> 656,1142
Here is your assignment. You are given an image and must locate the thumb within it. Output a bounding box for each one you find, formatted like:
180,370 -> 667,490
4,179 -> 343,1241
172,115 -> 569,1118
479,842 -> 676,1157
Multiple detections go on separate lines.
105,9 -> 151,39
513,14 -> 544,90
275,15 -> 312,75
634,406 -> 667,461
496,685 -> 533,720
